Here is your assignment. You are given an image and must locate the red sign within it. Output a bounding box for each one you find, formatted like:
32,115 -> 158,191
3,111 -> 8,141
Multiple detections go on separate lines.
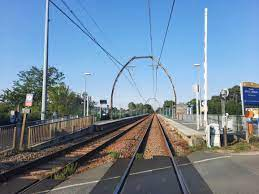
25,94 -> 33,107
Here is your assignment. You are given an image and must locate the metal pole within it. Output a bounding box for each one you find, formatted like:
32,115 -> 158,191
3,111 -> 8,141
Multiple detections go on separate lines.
83,77 -> 86,117
203,8 -> 208,127
86,95 -> 89,116
41,0 -> 49,120
221,98 -> 227,146
196,84 -> 200,130
198,66 -> 202,127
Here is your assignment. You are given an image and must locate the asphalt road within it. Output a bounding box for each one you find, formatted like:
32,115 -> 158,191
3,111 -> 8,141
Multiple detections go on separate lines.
49,151 -> 259,194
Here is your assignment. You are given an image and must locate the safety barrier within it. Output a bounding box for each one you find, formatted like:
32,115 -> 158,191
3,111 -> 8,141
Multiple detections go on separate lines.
0,124 -> 16,153
181,114 -> 247,132
27,116 -> 93,148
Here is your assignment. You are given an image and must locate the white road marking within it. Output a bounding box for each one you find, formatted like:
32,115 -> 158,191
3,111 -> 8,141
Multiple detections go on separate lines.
50,175 -> 121,192
39,165 -> 172,192
130,166 -> 172,176
177,155 -> 231,167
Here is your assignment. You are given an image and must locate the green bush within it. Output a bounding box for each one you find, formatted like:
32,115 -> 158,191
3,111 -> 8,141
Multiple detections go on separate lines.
109,151 -> 120,159
135,153 -> 143,160
53,163 -> 78,180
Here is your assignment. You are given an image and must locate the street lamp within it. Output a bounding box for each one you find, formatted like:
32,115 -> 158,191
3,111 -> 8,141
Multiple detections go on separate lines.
83,72 -> 91,117
193,63 -> 202,129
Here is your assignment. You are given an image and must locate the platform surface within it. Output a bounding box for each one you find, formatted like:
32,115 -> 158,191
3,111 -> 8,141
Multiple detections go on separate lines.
158,115 -> 205,137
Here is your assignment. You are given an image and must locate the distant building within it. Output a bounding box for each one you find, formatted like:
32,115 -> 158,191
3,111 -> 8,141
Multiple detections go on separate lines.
176,103 -> 187,115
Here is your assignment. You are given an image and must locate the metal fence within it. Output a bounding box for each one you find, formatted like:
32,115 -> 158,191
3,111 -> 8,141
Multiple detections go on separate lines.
27,116 -> 93,147
178,114 -> 259,138
0,124 -> 16,153
0,116 -> 94,152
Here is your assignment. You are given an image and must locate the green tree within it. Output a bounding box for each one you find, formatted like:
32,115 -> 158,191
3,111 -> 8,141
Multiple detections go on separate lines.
0,66 -> 67,121
48,84 -> 82,117
163,100 -> 175,108
128,102 -> 136,110
127,102 -> 153,114
143,104 -> 153,113
187,85 -> 242,115
1,66 -> 64,110
0,103 -> 11,125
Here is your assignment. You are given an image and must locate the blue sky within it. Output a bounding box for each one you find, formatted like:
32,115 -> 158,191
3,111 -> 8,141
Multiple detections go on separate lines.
1,0 -> 259,108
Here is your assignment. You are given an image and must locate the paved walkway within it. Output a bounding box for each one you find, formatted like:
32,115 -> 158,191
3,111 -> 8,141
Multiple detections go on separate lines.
177,151 -> 259,194
46,150 -> 259,194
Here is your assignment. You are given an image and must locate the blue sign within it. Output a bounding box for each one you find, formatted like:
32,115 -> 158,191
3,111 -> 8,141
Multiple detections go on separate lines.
243,87 -> 259,106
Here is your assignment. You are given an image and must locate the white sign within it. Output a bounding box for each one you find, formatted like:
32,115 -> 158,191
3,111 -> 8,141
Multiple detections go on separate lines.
220,89 -> 229,99
25,94 -> 33,107
192,84 -> 199,93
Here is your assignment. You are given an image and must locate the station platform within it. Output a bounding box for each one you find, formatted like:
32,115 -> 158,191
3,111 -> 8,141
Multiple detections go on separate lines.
94,115 -> 147,126
158,115 -> 205,146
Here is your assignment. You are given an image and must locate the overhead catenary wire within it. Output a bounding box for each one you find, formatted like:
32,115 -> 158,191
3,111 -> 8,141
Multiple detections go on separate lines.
147,0 -> 155,96
50,0 -> 146,102
74,0 -> 146,102
158,0 -> 176,63
76,0 -> 107,40
155,0 -> 176,97
59,0 -> 119,64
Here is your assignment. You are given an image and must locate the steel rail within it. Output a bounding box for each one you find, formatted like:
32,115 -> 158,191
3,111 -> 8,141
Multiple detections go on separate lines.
113,115 -> 154,194
113,114 -> 190,194
16,116 -> 151,194
156,115 -> 190,194
0,116 -> 147,182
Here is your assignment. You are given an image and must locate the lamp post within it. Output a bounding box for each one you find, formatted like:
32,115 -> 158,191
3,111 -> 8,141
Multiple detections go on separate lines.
204,8 -> 208,128
193,63 -> 202,127
41,0 -> 49,120
83,72 -> 91,117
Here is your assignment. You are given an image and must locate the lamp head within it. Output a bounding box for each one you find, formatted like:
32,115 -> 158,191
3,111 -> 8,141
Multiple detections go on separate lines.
193,64 -> 200,67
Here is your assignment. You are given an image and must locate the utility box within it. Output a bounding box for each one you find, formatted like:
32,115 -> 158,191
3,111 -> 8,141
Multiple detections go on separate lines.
206,123 -> 221,147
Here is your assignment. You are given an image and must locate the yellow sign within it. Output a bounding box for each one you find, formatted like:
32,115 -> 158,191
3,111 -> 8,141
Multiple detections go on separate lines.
242,82 -> 259,88
245,108 -> 259,119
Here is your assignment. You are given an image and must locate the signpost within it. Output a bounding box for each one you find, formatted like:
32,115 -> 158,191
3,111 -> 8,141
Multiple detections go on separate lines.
240,82 -> 259,115
100,99 -> 108,119
25,94 -> 33,107
20,94 -> 33,150
100,100 -> 107,105
240,82 -> 259,142
220,88 -> 229,147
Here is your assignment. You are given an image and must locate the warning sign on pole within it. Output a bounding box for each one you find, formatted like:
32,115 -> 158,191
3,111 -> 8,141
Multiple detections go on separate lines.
25,94 -> 33,107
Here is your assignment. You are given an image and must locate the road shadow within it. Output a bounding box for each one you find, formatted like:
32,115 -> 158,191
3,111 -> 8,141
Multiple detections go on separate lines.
176,156 -> 213,194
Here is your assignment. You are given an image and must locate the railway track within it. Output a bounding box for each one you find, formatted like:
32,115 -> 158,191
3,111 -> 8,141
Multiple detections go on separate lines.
0,116 -> 150,194
113,114 -> 190,194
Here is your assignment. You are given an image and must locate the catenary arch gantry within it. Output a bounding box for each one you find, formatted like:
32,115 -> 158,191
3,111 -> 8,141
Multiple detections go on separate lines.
110,56 -> 177,119
144,97 -> 162,110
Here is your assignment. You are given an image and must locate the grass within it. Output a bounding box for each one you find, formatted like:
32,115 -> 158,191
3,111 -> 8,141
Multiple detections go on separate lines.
225,142 -> 251,152
53,163 -> 78,180
189,141 -> 207,152
109,151 -> 120,159
135,153 -> 143,160
188,138 -> 259,153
